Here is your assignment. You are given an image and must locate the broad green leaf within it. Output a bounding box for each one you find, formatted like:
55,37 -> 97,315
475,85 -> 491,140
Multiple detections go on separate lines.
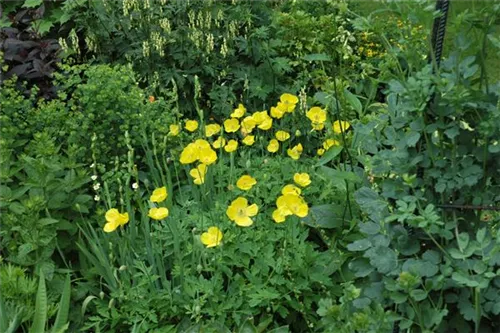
365,246 -> 398,274
348,258 -> 374,277
457,232 -> 470,252
319,166 -> 361,191
452,271 -> 479,287
354,187 -> 388,223
390,292 -> 408,304
476,228 -> 486,244
344,89 -> 362,114
347,239 -> 372,252
267,327 -> 289,333
238,319 -> 258,333
410,289 -> 428,301
31,271 -> 47,333
315,146 -> 343,167
301,204 -> 346,229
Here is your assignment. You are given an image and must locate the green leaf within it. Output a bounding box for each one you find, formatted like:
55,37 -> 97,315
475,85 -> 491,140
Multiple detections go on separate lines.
9,202 -> 26,214
38,218 -> 59,226
365,246 -> 398,274
344,89 -> 362,115
354,187 -> 388,223
238,319 -> 258,333
348,258 -> 374,277
319,166 -> 361,191
457,232 -> 470,252
410,289 -> 428,301
315,146 -> 343,166
267,327 -> 289,333
0,288 -> 8,332
52,274 -> 71,333
390,292 -> 408,304
452,271 -> 479,287
23,0 -> 43,8
476,228 -> 486,244
301,204 -> 346,229
36,20 -> 54,35
31,271 -> 47,333
347,239 -> 372,252
406,131 -> 420,147
303,53 -> 331,62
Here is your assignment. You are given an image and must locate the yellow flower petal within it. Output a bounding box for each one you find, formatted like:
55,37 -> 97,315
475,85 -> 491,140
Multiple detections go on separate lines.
224,139 -> 238,153
148,207 -> 169,220
242,135 -> 255,146
224,118 -> 240,133
150,187 -> 168,203
236,175 -> 257,191
275,131 -> 290,142
200,226 -> 223,248
332,120 -> 351,134
205,123 -> 221,137
231,104 -> 246,118
293,173 -> 311,187
185,120 -> 199,132
169,124 -> 180,136
267,139 -> 279,153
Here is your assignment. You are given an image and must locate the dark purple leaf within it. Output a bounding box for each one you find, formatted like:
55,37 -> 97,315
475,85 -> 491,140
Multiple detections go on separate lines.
6,63 -> 31,77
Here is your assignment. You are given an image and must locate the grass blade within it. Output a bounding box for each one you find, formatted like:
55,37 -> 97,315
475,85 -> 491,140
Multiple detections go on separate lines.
31,271 -> 47,333
52,274 -> 71,332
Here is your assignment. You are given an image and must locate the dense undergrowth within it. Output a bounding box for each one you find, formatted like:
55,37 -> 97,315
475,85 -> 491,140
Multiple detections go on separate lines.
1,1 -> 500,332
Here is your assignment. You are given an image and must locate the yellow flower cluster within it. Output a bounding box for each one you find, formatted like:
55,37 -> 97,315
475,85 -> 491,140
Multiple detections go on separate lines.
272,173 -> 310,223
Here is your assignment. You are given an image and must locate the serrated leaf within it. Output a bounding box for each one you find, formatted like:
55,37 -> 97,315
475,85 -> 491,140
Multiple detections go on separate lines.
23,0 -> 43,8
36,19 -> 54,35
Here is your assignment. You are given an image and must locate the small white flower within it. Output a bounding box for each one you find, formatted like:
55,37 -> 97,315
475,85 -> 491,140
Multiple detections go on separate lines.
91,175 -> 98,181
90,163 -> 95,168
94,195 -> 100,201
93,183 -> 101,191
132,182 -> 139,190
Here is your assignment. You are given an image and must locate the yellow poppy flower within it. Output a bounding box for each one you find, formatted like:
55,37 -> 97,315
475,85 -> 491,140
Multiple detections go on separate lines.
258,116 -> 273,130
226,197 -> 259,227
231,104 -> 246,118
323,139 -> 340,150
306,107 -> 327,124
272,208 -> 289,223
198,147 -> 217,165
200,226 -> 223,248
294,173 -> 311,187
150,186 -> 168,202
148,207 -> 169,220
241,116 -> 257,133
332,120 -> 351,134
224,118 -> 240,133
252,111 -> 268,124
287,143 -> 303,160
281,184 -> 302,196
279,93 -> 299,113
189,163 -> 208,185
103,209 -> 129,233
270,105 -> 285,119
276,194 -> 308,218
275,131 -> 290,142
317,148 -> 325,156
185,119 -> 199,132
205,124 -> 221,137
212,136 -> 226,149
242,135 -> 255,146
236,175 -> 257,191
312,122 -> 325,131
224,139 -> 238,153
179,143 -> 199,164
267,139 -> 279,153
169,124 -> 180,136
